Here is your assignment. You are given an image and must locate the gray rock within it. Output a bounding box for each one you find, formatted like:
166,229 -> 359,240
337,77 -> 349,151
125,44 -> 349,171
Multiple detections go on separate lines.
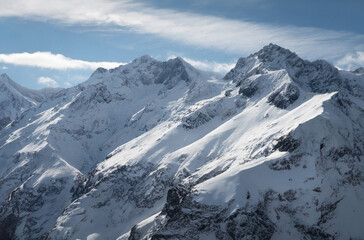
268,84 -> 299,109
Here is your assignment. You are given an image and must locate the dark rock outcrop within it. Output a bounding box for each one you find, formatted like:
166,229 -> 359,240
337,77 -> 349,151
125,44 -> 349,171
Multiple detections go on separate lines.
0,116 -> 11,130
155,58 -> 192,89
239,84 -> 258,98
268,84 -> 299,109
273,133 -> 300,152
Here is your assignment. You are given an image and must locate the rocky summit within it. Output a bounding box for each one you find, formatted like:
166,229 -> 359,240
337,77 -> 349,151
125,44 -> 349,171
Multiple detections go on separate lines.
0,44 -> 363,240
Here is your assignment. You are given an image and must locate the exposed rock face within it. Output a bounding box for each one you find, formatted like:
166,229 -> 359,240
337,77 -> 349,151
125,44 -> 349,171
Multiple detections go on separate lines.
224,44 -> 353,97
224,207 -> 276,240
0,213 -> 18,240
155,58 -> 193,89
0,116 -> 11,130
0,46 -> 363,240
130,187 -> 276,240
268,84 -> 300,109
273,133 -> 300,152
161,187 -> 186,218
181,100 -> 223,129
239,84 -> 258,97
88,55 -> 198,90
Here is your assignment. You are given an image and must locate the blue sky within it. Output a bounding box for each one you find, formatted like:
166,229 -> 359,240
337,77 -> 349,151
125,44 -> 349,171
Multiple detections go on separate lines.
0,0 -> 363,89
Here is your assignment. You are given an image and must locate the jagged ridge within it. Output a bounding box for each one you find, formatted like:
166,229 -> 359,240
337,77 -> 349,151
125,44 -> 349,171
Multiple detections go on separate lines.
0,45 -> 363,240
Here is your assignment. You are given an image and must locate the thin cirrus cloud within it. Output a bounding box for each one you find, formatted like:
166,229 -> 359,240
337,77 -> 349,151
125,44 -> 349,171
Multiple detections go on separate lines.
37,76 -> 59,87
0,0 -> 364,64
0,52 -> 126,70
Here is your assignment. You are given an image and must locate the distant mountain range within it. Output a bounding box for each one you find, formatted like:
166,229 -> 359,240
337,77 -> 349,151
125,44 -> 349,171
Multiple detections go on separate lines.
0,44 -> 363,240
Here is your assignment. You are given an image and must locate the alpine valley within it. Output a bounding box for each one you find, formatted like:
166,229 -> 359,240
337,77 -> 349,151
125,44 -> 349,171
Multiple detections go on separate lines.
0,44 -> 363,240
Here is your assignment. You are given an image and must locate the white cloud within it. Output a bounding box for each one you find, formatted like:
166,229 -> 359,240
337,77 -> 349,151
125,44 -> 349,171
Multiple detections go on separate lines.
0,52 -> 125,70
336,51 -> 364,70
0,0 -> 363,61
0,50 -> 234,76
37,76 -> 59,87
1,66 -> 8,70
168,55 -> 235,73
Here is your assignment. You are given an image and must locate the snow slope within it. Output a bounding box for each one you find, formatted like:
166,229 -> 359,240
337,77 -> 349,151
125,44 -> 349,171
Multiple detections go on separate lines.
0,45 -> 363,240
0,74 -> 61,130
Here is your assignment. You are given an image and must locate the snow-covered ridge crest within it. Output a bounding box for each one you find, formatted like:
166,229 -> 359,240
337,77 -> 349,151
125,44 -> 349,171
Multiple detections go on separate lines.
0,73 -> 60,130
0,45 -> 363,240
86,55 -> 203,89
224,43 -> 353,96
352,67 -> 364,74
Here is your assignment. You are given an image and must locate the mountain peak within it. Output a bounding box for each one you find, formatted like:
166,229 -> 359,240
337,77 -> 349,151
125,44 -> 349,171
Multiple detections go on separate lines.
94,67 -> 108,74
224,44 -> 349,94
131,54 -> 157,65
166,56 -> 192,70
254,43 -> 297,62
153,56 -> 200,88
353,67 -> 364,74
0,73 -> 21,89
0,73 -> 11,82
86,55 -> 202,89
223,44 -> 299,81
1,47 -> 364,240
260,43 -> 284,52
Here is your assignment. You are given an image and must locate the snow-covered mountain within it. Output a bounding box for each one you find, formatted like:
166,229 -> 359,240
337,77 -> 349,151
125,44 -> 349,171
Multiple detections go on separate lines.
353,67 -> 364,74
0,74 -> 60,130
0,44 -> 363,240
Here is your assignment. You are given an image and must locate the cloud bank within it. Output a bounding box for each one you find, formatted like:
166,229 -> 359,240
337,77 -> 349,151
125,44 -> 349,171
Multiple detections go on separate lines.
37,76 -> 59,87
0,0 -> 363,63
0,51 -> 235,73
0,52 -> 125,70
336,51 -> 364,70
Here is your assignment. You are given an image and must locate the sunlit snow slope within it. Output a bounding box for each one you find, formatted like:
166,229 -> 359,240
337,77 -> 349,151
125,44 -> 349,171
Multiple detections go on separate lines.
0,44 -> 363,240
